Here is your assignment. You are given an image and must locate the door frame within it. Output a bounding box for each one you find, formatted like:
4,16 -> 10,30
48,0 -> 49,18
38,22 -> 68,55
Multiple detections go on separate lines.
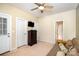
0,12 -> 12,51
16,17 -> 28,48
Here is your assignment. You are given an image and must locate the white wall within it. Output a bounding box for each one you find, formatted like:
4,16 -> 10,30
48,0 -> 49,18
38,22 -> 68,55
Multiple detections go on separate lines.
38,16 -> 53,43
38,9 -> 76,44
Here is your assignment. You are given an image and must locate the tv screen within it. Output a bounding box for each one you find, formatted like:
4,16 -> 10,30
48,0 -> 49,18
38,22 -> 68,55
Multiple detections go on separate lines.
28,21 -> 34,27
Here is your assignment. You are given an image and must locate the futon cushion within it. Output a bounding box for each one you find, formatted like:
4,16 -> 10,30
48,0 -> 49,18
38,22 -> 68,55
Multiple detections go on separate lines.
67,48 -> 77,56
56,51 -> 65,56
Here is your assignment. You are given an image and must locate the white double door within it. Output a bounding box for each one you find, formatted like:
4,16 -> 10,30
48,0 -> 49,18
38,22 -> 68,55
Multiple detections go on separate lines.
16,18 -> 28,47
0,13 -> 11,54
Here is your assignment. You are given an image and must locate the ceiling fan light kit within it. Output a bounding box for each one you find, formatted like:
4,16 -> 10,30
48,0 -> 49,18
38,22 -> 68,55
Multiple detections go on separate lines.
31,3 -> 53,13
38,6 -> 44,10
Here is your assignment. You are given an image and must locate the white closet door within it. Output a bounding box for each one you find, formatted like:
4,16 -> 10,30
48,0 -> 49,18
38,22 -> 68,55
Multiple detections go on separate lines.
0,13 -> 11,54
16,18 -> 27,47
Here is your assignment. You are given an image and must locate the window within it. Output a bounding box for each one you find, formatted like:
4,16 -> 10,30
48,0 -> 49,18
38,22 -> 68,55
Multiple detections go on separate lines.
0,17 -> 7,35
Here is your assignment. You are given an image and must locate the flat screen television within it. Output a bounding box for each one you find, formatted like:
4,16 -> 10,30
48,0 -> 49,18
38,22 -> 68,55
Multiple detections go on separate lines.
28,21 -> 34,27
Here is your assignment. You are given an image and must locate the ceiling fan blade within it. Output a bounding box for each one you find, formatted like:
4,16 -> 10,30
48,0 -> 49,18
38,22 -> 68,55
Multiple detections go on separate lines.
42,3 -> 45,6
44,8 -> 53,12
35,3 -> 41,6
41,10 -> 43,13
31,7 -> 38,11
45,6 -> 53,8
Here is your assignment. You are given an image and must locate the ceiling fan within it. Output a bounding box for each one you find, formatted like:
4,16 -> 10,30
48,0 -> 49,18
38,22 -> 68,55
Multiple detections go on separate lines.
31,3 -> 53,13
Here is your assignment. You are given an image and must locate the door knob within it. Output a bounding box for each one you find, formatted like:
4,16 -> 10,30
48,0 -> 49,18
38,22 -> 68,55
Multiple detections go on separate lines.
8,33 -> 10,37
24,33 -> 26,35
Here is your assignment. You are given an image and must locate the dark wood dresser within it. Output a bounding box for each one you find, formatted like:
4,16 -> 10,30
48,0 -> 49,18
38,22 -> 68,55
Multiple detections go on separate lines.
28,30 -> 37,46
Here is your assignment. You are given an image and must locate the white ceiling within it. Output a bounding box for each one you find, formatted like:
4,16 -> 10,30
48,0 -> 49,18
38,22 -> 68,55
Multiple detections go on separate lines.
6,3 -> 78,17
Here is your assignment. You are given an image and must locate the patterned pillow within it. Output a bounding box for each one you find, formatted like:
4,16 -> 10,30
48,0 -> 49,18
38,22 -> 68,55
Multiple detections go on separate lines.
59,43 -> 68,53
65,40 -> 73,49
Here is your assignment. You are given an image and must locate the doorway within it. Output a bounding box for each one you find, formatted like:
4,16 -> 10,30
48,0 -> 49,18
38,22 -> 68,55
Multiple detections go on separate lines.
56,21 -> 63,41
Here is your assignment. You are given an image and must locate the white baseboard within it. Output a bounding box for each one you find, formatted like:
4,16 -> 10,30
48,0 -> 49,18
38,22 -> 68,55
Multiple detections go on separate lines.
38,40 -> 54,45
10,47 -> 17,51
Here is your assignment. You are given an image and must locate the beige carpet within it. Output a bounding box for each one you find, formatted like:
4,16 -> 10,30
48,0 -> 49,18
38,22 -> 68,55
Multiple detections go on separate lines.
1,41 -> 53,56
